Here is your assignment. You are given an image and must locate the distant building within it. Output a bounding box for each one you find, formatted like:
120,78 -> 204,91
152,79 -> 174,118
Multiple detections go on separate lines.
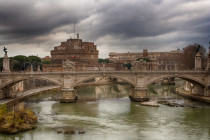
109,49 -> 180,70
42,56 -> 51,62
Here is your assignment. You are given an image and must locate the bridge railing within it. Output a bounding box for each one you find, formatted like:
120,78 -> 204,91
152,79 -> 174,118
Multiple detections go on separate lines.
0,70 -> 208,75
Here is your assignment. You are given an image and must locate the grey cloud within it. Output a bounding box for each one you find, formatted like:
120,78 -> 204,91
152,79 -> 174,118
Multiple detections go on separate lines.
84,0 -> 210,41
0,0 -> 209,58
0,0 -> 91,44
85,1 -> 172,39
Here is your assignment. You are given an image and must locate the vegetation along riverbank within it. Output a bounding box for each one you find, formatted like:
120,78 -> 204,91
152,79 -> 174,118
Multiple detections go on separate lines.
0,103 -> 37,135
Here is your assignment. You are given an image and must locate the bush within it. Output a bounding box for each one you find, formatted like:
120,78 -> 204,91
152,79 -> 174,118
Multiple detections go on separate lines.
136,58 -> 151,62
98,58 -> 110,63
42,60 -> 51,64
0,104 -> 7,115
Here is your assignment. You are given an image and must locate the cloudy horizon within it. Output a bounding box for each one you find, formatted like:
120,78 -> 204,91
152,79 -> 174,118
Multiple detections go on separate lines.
0,0 -> 210,58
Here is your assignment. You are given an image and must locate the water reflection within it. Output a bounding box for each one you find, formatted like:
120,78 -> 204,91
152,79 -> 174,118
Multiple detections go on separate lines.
148,83 -> 209,108
77,84 -> 130,100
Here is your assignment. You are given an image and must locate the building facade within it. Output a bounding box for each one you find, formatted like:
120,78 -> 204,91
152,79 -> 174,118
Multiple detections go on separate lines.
109,49 -> 180,70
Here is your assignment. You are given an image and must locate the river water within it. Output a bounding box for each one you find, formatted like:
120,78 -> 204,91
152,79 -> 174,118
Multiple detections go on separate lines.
0,83 -> 210,140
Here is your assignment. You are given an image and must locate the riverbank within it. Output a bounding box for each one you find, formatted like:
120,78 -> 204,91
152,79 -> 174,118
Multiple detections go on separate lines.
0,103 -> 37,135
0,86 -> 61,107
176,87 -> 210,104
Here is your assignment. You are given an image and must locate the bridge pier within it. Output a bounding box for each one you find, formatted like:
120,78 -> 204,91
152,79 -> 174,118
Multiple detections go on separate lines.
129,87 -> 149,102
60,88 -> 78,103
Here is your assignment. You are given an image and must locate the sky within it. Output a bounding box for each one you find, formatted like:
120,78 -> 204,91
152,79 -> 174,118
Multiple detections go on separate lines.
0,0 -> 210,58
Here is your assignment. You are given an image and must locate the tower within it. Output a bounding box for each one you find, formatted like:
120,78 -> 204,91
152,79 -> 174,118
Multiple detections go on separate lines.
143,49 -> 148,58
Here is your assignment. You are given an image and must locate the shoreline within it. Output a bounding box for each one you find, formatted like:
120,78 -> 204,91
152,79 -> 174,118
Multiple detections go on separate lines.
175,87 -> 210,104
139,86 -> 210,107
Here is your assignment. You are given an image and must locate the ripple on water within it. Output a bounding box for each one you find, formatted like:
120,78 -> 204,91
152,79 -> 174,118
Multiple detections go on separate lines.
55,114 -> 137,130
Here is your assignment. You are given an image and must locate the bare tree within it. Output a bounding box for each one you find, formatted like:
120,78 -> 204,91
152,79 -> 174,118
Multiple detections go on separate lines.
178,44 -> 207,70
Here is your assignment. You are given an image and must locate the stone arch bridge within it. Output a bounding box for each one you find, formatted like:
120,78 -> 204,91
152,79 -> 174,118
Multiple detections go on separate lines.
0,71 -> 209,102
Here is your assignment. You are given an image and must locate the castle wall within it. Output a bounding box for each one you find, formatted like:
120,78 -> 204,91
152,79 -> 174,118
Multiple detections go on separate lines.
43,38 -> 100,72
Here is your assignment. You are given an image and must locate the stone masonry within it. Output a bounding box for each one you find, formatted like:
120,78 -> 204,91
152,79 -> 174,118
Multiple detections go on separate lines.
0,71 -> 209,102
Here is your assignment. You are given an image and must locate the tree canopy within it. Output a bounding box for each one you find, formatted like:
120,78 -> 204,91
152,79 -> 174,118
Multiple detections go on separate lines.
42,60 -> 51,64
0,55 -> 41,71
136,58 -> 151,62
98,58 -> 110,63
178,44 -> 207,70
28,56 -> 41,63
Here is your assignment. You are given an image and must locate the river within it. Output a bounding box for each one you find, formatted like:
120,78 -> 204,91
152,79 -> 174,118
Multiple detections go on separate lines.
0,83 -> 210,140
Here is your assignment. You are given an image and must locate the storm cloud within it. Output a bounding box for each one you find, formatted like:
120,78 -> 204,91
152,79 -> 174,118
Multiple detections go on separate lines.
0,0 -> 209,58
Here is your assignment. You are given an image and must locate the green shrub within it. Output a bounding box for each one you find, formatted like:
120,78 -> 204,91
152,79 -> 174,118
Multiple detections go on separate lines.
0,104 -> 7,115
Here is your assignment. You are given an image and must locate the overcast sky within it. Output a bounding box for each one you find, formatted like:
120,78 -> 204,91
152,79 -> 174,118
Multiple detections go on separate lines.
0,0 -> 209,58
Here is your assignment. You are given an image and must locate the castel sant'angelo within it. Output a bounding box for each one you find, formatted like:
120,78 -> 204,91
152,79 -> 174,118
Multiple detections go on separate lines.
42,35 -> 100,71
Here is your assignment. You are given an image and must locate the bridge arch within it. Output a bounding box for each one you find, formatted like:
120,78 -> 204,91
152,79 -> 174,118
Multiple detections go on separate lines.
72,75 -> 136,88
145,74 -> 206,87
0,76 -> 62,90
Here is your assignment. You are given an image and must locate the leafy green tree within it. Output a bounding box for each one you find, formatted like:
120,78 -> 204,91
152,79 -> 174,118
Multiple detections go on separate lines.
13,55 -> 28,62
9,55 -> 41,71
28,56 -> 41,71
98,58 -> 110,63
28,56 -> 41,63
12,55 -> 29,71
42,60 -> 51,64
136,58 -> 151,62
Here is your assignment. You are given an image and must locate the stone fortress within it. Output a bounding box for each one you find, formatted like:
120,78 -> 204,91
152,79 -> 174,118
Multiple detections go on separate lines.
42,35 -> 99,71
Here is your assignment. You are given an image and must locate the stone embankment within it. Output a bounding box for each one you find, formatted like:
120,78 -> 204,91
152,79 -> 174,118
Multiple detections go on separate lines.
139,86 -> 210,107
176,87 -> 210,104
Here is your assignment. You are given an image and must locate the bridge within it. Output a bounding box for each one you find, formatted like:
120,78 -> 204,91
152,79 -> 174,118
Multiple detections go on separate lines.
0,70 -> 209,102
